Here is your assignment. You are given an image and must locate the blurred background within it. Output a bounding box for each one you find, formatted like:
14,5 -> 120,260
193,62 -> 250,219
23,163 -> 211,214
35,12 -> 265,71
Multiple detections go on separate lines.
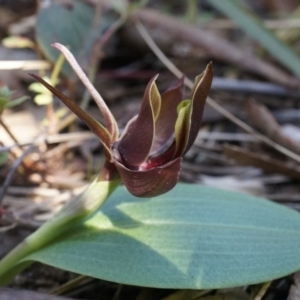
1,0 -> 300,299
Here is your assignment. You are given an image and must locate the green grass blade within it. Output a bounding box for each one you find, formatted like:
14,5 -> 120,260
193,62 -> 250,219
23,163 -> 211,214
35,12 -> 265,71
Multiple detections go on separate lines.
206,0 -> 300,77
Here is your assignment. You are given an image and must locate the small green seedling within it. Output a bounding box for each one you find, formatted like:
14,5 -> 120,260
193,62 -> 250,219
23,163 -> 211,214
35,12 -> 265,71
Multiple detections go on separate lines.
0,86 -> 28,116
0,86 -> 29,167
28,77 -> 54,106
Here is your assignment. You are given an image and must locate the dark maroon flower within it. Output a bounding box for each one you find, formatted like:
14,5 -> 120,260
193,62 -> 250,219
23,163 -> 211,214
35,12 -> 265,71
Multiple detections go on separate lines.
31,44 -> 213,197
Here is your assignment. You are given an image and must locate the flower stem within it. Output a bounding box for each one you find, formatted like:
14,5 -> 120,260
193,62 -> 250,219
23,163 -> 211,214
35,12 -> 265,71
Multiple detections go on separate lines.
52,43 -> 119,140
0,171 -> 120,286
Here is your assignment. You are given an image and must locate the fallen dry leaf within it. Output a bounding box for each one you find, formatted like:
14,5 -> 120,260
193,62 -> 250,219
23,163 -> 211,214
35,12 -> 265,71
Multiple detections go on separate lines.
223,144 -> 300,180
246,99 -> 300,156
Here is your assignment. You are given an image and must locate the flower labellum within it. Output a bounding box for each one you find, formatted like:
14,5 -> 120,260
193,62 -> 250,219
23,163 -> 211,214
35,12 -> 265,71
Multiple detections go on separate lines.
31,43 -> 213,197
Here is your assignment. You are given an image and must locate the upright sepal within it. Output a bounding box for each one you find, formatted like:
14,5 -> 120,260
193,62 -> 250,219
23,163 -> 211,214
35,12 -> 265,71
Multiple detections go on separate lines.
185,62 -> 213,153
51,43 -> 119,143
152,77 -> 184,153
114,75 -> 161,167
30,74 -> 113,162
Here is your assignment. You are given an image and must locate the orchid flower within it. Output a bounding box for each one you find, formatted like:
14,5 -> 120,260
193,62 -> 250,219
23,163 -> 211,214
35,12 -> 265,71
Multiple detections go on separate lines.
31,43 -> 213,197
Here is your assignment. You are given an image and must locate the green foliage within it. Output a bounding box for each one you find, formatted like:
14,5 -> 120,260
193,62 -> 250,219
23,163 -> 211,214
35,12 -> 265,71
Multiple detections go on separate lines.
23,184 -> 300,289
0,153 -> 8,166
2,36 -> 35,49
35,0 -> 114,76
0,86 -> 12,100
0,86 -> 28,115
4,96 -> 28,109
28,77 -> 53,105
207,0 -> 300,77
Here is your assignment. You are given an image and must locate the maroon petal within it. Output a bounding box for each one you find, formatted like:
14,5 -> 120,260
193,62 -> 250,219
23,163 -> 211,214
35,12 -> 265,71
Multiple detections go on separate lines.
147,141 -> 176,168
114,157 -> 182,198
184,62 -> 213,154
152,77 -> 184,153
30,74 -> 113,161
114,75 -> 160,167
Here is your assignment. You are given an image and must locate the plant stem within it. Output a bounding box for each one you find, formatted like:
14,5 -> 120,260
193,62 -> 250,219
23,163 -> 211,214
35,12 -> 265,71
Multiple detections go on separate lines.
0,169 -> 120,286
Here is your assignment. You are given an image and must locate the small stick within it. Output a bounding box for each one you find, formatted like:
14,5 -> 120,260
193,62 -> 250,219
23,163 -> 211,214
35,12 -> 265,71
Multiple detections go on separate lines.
52,43 -> 118,139
0,145 -> 35,206
0,119 -> 31,171
253,281 -> 272,300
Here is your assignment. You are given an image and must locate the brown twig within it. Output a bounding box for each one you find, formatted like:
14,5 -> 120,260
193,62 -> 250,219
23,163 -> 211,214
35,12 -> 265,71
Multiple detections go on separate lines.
0,119 -> 31,171
224,144 -> 300,180
0,145 -> 35,206
246,99 -> 300,155
0,119 -> 24,149
131,8 -> 300,90
253,281 -> 272,300
134,20 -> 300,164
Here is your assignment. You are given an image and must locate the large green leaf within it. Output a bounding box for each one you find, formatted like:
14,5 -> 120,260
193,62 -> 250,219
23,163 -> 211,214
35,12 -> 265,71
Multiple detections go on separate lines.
25,184 -> 300,289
